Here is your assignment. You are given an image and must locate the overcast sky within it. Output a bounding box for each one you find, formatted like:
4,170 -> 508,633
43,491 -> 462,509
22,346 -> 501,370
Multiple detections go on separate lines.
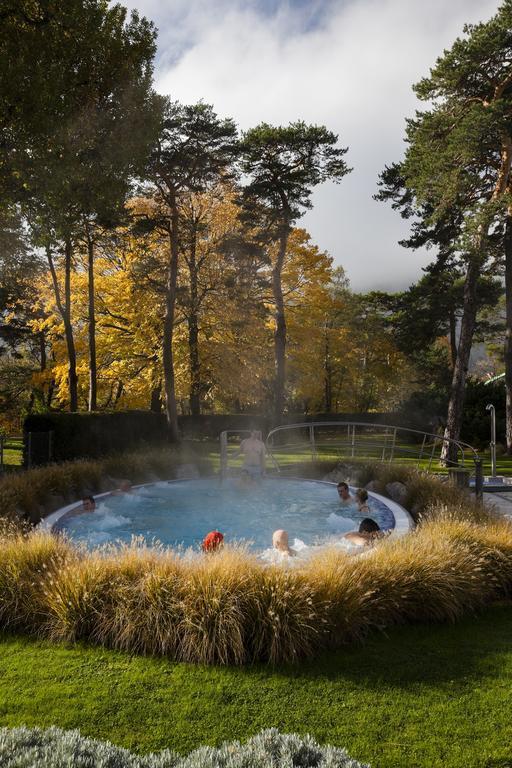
123,0 -> 500,291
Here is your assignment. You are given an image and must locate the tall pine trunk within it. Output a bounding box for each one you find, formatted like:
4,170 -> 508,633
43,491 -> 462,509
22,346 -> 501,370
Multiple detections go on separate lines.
448,306 -> 457,370
272,221 -> 289,424
324,322 -> 332,411
441,256 -> 480,463
35,330 -> 47,407
188,229 -> 201,417
163,207 -> 180,443
47,240 -> 78,411
86,224 -> 97,412
505,211 -> 512,454
442,135 -> 512,461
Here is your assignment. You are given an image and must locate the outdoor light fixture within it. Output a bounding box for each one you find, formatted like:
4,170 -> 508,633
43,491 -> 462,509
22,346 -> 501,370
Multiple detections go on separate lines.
486,403 -> 496,479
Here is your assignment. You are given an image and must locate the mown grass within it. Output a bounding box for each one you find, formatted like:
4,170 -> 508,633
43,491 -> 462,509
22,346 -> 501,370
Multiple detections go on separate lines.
197,435 -> 512,477
1,604 -> 512,767
0,437 -> 22,468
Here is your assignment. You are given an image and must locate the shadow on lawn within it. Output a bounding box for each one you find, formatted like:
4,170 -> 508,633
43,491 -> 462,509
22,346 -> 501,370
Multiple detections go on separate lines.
272,603 -> 512,689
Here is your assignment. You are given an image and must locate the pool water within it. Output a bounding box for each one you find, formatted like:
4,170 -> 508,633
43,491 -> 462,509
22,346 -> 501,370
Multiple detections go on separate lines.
54,478 -> 396,551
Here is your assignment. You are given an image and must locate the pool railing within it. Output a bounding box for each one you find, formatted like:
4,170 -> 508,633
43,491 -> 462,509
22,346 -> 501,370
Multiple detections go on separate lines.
264,422 -> 483,497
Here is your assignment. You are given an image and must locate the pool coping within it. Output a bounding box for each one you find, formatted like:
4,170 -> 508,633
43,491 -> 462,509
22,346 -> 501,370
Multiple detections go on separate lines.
39,477 -> 414,537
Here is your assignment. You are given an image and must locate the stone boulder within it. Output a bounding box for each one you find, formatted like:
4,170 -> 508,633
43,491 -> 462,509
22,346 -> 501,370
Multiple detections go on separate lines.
365,480 -> 381,493
28,505 -> 45,525
322,463 -> 353,484
385,481 -> 408,505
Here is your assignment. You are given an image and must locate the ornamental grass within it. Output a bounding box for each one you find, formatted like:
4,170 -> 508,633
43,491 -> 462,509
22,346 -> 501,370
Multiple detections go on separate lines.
1,507 -> 512,665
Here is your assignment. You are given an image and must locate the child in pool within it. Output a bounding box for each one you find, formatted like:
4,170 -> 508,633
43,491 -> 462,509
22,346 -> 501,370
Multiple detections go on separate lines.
355,488 -> 370,514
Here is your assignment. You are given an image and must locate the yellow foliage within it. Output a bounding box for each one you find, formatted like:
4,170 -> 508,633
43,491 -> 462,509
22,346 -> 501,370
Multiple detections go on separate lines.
4,186 -> 414,416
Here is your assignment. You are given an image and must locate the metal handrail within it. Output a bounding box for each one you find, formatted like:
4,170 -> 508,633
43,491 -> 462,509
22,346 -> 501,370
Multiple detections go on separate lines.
265,421 -> 482,495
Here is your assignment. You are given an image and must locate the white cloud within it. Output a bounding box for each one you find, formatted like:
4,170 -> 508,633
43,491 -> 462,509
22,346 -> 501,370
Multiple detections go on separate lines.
124,0 -> 500,291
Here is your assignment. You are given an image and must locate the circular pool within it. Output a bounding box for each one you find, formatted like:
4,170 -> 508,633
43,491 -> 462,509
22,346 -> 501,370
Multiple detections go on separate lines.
47,478 -> 410,551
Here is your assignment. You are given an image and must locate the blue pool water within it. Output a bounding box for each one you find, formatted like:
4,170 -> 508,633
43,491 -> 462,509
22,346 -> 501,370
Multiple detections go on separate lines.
54,478 -> 396,551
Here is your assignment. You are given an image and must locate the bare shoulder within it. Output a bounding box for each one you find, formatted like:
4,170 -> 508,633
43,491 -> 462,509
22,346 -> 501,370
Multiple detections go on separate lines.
344,532 -> 370,546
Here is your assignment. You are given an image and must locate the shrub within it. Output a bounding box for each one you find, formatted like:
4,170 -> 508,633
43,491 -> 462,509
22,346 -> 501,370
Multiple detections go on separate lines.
24,412 -> 274,464
24,411 -> 168,464
0,726 -> 368,768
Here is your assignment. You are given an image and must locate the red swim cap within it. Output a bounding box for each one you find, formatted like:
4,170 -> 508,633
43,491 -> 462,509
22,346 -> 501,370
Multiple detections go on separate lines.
202,530 -> 224,552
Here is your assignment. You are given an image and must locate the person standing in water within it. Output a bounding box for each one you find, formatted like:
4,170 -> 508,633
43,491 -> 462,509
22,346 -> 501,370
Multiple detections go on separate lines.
238,430 -> 266,479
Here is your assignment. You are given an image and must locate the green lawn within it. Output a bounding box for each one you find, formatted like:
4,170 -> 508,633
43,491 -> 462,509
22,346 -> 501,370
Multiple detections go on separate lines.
1,437 -> 22,468
5,431 -> 512,477
200,436 -> 512,479
1,606 -> 512,767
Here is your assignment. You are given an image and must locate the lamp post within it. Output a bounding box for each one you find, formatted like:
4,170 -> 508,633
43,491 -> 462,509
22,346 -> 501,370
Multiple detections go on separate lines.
486,403 -> 496,478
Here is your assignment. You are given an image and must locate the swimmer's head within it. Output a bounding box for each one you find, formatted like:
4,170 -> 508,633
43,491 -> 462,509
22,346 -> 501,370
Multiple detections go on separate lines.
359,518 -> 380,534
272,529 -> 290,552
337,481 -> 350,499
82,495 -> 95,512
356,488 -> 368,504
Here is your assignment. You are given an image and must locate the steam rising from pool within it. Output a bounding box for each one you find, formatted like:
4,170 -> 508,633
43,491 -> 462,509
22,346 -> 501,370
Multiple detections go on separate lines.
54,478 -> 395,552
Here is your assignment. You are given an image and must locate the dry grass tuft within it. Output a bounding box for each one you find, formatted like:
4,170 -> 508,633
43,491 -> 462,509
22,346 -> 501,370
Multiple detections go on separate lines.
2,506 -> 511,665
1,459 -> 511,665
0,530 -> 74,632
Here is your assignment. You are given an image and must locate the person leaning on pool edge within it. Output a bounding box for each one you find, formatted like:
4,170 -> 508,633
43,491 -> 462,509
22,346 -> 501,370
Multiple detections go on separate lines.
344,517 -> 383,547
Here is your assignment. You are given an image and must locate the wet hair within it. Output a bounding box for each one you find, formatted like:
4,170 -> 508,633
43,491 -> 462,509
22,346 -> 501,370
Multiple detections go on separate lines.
359,518 -> 380,534
82,495 -> 95,505
356,488 -> 368,503
337,482 -> 349,491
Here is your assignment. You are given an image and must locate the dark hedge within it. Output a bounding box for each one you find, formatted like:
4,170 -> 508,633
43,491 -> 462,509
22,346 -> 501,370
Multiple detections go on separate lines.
23,411 -> 410,466
24,411 -> 167,465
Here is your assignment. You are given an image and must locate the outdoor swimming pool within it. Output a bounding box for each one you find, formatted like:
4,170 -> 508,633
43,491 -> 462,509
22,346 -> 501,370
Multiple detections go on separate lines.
48,478 -> 409,551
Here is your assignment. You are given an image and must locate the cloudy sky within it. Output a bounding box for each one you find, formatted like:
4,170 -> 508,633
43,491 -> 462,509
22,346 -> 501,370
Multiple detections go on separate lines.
123,0 -> 500,291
